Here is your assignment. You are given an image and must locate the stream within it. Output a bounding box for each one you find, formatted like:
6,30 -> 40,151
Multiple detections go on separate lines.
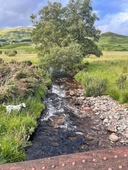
26,77 -> 118,160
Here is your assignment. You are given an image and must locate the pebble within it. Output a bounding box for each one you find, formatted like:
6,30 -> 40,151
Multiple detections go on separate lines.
80,95 -> 128,144
109,133 -> 119,142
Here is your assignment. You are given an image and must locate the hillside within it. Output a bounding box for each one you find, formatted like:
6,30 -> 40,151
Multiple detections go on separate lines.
0,27 -> 32,42
1,27 -> 128,51
97,32 -> 128,51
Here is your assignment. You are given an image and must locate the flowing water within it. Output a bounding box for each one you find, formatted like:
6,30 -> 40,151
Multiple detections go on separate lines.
26,77 -> 118,160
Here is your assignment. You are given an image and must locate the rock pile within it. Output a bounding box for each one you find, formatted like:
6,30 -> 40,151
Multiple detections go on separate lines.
63,79 -> 128,145
77,95 -> 128,144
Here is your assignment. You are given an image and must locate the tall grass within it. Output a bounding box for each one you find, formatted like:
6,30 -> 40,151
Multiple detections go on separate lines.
0,86 -> 46,163
75,51 -> 128,103
0,59 -> 51,163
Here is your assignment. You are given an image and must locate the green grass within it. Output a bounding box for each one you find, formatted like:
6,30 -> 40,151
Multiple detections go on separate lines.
0,42 -> 31,49
75,51 -> 128,103
0,41 -> 37,64
0,53 -> 38,63
97,32 -> 128,51
0,58 -> 51,164
0,42 -> 36,54
0,94 -> 46,163
0,78 -> 51,163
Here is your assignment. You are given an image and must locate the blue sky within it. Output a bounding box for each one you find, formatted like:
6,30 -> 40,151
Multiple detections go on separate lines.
0,0 -> 128,35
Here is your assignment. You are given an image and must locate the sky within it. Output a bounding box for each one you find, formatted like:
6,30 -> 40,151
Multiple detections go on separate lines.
0,0 -> 128,35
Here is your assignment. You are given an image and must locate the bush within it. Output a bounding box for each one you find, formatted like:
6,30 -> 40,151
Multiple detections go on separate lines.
5,50 -> 17,56
83,74 -> 107,97
22,60 -> 32,66
15,71 -> 27,80
0,51 -> 2,54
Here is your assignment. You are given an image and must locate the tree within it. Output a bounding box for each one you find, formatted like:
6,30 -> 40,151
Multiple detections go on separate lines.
30,0 -> 102,73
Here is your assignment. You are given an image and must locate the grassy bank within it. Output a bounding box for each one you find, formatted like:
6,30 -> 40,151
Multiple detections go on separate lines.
0,60 -> 51,164
0,95 -> 45,163
75,51 -> 128,104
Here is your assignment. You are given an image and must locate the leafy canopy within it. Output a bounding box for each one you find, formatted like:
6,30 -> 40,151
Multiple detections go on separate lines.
30,0 -> 102,73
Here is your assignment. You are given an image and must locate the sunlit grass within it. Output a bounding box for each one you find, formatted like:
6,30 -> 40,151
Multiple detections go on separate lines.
0,53 -> 38,63
85,51 -> 128,62
76,51 -> 128,103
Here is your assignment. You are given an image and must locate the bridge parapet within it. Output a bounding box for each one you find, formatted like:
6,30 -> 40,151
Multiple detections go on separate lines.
0,147 -> 128,170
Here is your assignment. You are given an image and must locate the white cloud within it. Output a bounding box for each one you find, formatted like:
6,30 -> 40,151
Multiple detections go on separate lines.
96,12 -> 128,35
0,0 -> 46,29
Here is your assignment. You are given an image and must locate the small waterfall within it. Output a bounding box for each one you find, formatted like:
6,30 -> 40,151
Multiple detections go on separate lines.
41,81 -> 78,130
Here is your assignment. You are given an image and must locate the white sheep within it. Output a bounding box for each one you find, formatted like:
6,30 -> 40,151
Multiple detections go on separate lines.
2,103 -> 26,114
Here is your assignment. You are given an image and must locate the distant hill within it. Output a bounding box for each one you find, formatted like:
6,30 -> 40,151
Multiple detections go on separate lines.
0,27 -> 32,42
97,32 -> 128,51
1,27 -> 128,51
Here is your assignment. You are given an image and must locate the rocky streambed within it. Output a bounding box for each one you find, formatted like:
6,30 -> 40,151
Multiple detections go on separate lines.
26,77 -> 128,160
76,95 -> 128,144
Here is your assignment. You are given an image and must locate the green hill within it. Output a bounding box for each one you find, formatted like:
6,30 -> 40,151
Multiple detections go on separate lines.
1,27 -> 128,51
97,32 -> 128,51
0,27 -> 32,42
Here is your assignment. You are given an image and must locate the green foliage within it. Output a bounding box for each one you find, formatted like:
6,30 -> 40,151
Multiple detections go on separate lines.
119,91 -> 128,104
5,50 -> 17,56
31,0 -> 101,73
116,74 -> 127,90
22,60 -> 32,66
76,52 -> 128,103
0,136 -> 26,163
0,58 -> 4,64
15,71 -> 27,80
0,64 -> 11,76
33,85 -> 47,100
107,88 -> 120,101
39,43 -> 83,73
81,73 -> 107,97
43,73 -> 52,87
97,32 -> 128,51
0,61 -> 49,163
0,27 -> 32,43
1,43 -> 31,49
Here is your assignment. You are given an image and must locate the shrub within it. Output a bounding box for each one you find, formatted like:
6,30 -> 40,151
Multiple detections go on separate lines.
22,60 -> 32,66
15,71 -> 27,80
0,51 -> 2,54
4,50 -> 17,56
83,74 -> 107,97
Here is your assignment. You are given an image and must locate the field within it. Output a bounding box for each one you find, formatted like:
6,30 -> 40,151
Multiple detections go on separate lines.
87,51 -> 128,61
76,51 -> 128,104
0,42 -> 38,63
0,53 -> 38,63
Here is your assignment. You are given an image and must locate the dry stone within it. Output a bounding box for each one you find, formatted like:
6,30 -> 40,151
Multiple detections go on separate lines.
109,133 -> 119,142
